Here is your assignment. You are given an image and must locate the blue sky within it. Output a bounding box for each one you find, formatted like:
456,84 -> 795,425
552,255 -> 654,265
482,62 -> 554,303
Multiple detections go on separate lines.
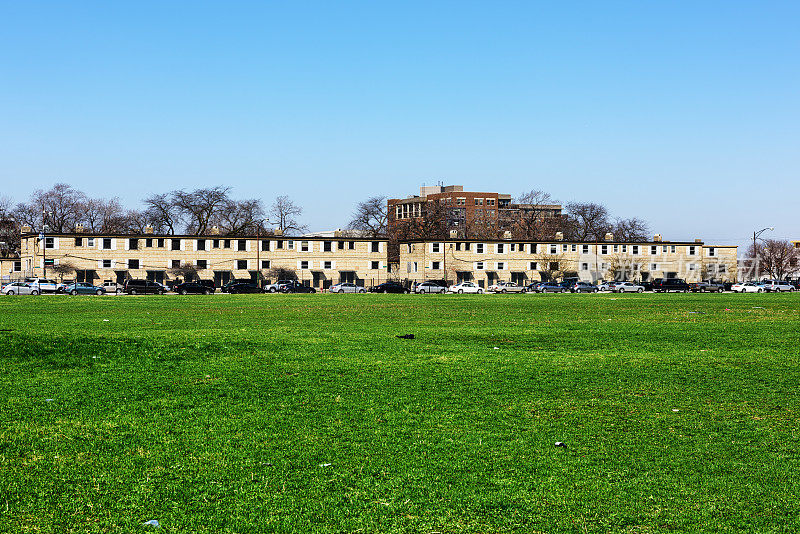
1,2 -> 798,248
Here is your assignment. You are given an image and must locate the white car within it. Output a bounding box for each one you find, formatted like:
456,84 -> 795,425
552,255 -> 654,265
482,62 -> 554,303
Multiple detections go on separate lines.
488,281 -> 526,293
731,282 -> 765,293
330,282 -> 366,294
24,277 -> 59,293
760,280 -> 795,292
614,281 -> 645,293
2,282 -> 40,295
597,281 -> 616,292
448,282 -> 484,294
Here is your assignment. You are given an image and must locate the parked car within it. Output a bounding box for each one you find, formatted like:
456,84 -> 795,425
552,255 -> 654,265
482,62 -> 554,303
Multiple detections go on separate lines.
569,281 -> 598,293
597,281 -> 616,292
414,281 -> 447,294
653,278 -> 690,293
63,282 -> 106,296
124,280 -> 166,295
689,280 -> 725,293
448,281 -> 483,294
369,281 -> 408,294
261,279 -> 294,293
760,280 -> 795,292
614,281 -> 645,293
102,281 -> 123,294
731,282 -> 765,293
525,282 -> 544,292
639,281 -> 654,292
2,282 -> 40,295
281,281 -> 317,293
536,282 -> 566,293
330,282 -> 366,294
174,282 -> 213,295
226,282 -> 264,294
24,277 -> 59,293
488,281 -> 526,293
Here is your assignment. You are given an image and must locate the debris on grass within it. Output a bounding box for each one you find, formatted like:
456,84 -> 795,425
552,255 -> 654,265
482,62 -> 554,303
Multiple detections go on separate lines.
319,463 -> 332,467
45,398 -> 54,402
554,442 -> 567,448
493,347 -> 499,350
672,409 -> 680,412
396,334 -> 415,339
143,519 -> 160,528
103,319 -> 110,322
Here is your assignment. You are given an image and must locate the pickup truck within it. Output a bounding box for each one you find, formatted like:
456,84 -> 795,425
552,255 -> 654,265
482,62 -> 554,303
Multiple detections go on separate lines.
689,280 -> 725,293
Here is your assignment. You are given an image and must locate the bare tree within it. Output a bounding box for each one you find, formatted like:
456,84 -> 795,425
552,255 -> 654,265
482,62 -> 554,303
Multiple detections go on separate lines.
533,246 -> 566,282
50,260 -> 76,282
612,217 -> 650,242
81,197 -> 129,233
169,262 -> 198,282
30,183 -> 86,233
349,196 -> 388,237
173,187 -> 231,235
143,193 -> 182,235
0,196 -> 19,257
510,190 -> 561,240
748,239 -> 799,280
269,195 -> 307,235
122,210 -> 153,234
563,202 -> 612,242
266,266 -> 297,281
214,199 -> 266,236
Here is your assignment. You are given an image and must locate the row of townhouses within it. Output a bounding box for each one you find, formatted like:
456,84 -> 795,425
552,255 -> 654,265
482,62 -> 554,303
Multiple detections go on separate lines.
2,230 -> 738,289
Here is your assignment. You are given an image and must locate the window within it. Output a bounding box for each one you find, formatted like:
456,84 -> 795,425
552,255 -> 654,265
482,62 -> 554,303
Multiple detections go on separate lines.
237,240 -> 247,251
261,240 -> 269,251
530,261 -> 538,270
44,258 -> 54,266
197,239 -> 206,251
432,242 -> 441,253
337,240 -> 344,250
688,246 -> 696,255
562,244 -> 568,252
196,260 -> 207,270
670,246 -> 676,253
237,260 -> 248,270
407,262 -> 418,273
300,260 -> 309,269
718,264 -> 727,273
632,245 -> 639,254
662,245 -> 667,253
277,240 -> 283,249
102,238 -> 113,250
261,260 -> 270,269
462,243 -> 470,252
530,244 -> 537,254
581,263 -> 589,271
549,262 -> 559,271
324,261 -> 332,269
88,237 -> 95,247
708,247 -> 716,257
571,244 -> 577,252
651,263 -> 658,271
287,240 -> 294,250
224,239 -> 231,249
476,261 -> 484,270
497,244 -> 504,253
348,241 -> 355,250
486,198 -> 496,206
171,239 -> 180,250
128,259 -> 140,269
497,262 -> 505,270
13,261 -> 21,272
613,245 -> 619,253
456,197 -> 466,206
145,238 -> 153,248
621,245 -> 627,253
550,245 -> 557,254
371,241 -> 380,253
301,241 -> 309,252
431,261 -> 440,270
476,243 -> 484,254
129,238 -> 139,250
171,260 -> 180,268
455,242 -> 462,251
74,237 -> 83,247
689,263 -> 696,270
601,245 -> 608,255
474,198 -> 484,206
157,238 -> 164,248
582,245 -> 590,254
650,245 -> 657,254
102,259 -> 112,268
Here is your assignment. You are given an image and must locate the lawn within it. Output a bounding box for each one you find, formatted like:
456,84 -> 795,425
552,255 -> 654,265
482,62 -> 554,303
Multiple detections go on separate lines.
1,293 -> 799,533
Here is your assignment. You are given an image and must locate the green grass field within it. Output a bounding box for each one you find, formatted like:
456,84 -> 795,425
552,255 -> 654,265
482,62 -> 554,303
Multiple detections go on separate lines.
1,293 -> 799,533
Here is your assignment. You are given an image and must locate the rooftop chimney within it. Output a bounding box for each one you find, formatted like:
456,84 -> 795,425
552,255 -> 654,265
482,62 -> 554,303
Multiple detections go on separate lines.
653,234 -> 662,242
144,226 -> 154,234
209,226 -> 220,235
555,231 -> 564,241
604,233 -> 614,242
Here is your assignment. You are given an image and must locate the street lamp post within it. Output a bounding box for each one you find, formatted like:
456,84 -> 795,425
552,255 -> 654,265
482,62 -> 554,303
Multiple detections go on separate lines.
256,218 -> 270,287
751,226 -> 774,280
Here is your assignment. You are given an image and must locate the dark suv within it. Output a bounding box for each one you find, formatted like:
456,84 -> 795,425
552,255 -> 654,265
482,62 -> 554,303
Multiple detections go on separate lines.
653,278 -> 690,293
124,280 -> 166,295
